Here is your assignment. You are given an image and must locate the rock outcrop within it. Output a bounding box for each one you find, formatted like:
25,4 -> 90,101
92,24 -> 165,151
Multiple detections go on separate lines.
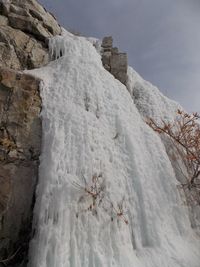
0,68 -> 42,266
0,0 -> 61,265
0,0 -> 61,70
101,36 -> 128,85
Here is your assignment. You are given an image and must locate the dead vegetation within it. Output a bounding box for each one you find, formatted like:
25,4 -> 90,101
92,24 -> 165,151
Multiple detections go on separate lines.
73,173 -> 105,216
110,197 -> 129,224
147,109 -> 200,205
73,173 -> 128,224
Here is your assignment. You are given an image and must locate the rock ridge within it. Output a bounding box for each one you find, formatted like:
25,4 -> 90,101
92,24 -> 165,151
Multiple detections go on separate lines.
101,36 -> 128,85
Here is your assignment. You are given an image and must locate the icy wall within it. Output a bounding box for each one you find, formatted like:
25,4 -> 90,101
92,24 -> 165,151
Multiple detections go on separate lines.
28,31 -> 200,267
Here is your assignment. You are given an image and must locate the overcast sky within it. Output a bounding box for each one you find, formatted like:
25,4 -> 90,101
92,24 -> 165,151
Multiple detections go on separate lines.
40,0 -> 200,113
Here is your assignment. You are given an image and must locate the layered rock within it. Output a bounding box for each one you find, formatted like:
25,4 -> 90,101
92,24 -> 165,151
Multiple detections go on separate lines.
0,0 -> 61,70
101,36 -> 128,85
0,68 -> 42,265
0,0 -> 61,264
0,0 -> 61,266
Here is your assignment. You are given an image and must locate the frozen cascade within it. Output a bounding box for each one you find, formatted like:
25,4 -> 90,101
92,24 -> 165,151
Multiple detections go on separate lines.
28,32 -> 200,267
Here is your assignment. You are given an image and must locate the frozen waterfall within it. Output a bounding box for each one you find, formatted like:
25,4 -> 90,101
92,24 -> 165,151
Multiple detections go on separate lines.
28,31 -> 200,267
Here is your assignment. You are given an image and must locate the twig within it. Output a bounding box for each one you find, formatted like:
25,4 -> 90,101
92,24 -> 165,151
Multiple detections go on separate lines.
0,247 -> 21,265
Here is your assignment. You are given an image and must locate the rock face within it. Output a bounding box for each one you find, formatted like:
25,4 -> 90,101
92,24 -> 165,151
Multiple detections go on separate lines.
0,0 -> 61,70
101,36 -> 128,85
0,68 -> 42,265
0,0 -> 61,265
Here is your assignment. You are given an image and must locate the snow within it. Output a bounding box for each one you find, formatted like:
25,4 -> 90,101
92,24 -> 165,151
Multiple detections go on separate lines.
127,67 -> 200,233
27,32 -> 200,267
126,67 -> 181,122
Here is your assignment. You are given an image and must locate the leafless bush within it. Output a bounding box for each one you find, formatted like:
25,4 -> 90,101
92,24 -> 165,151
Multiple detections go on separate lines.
110,197 -> 129,224
73,174 -> 128,224
73,173 -> 105,216
147,109 -> 200,205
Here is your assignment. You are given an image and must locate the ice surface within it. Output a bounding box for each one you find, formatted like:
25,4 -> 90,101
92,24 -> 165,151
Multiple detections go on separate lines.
28,32 -> 200,267
127,67 -> 200,233
126,67 -> 181,122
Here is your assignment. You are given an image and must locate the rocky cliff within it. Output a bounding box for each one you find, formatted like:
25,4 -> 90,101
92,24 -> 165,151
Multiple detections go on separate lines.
0,68 -> 41,266
0,0 -> 61,70
0,0 -> 61,265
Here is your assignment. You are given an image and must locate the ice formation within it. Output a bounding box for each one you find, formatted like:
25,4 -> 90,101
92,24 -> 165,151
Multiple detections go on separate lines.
28,32 -> 200,267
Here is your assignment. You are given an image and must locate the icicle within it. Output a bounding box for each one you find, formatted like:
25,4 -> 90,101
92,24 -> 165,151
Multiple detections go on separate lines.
49,36 -> 66,60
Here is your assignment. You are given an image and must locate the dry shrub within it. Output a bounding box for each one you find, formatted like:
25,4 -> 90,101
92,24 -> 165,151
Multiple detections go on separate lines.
110,197 -> 129,224
147,110 -> 200,205
73,174 -> 128,224
73,173 -> 105,216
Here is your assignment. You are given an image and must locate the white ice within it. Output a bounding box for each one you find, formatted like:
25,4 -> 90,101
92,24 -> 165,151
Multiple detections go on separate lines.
27,32 -> 200,267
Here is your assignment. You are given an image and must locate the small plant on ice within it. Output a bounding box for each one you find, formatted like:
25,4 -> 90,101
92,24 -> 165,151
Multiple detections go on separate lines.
110,197 -> 129,225
73,173 -> 105,216
147,110 -> 200,205
73,173 -> 129,224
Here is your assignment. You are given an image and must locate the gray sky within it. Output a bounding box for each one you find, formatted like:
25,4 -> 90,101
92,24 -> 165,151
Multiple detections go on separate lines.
39,0 -> 200,113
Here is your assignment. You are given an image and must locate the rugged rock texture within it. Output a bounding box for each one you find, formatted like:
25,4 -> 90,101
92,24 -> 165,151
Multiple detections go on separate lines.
0,0 -> 61,70
101,36 -> 128,85
0,67 -> 42,265
0,0 -> 61,264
